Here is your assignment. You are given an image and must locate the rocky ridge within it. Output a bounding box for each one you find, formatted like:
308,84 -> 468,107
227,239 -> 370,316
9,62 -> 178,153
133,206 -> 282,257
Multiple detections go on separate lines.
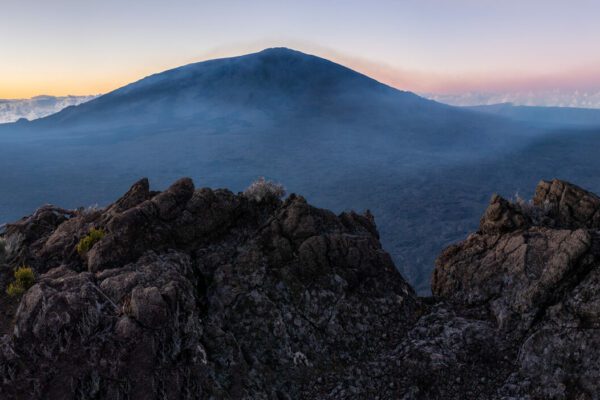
0,177 -> 599,399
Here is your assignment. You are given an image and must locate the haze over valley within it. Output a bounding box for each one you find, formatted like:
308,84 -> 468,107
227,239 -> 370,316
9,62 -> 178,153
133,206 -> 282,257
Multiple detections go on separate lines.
2,48 -> 600,293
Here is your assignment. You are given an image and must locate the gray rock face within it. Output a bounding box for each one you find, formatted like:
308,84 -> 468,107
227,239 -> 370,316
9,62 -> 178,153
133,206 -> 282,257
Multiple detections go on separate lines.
1,177 -> 599,399
479,194 -> 531,234
433,180 -> 600,399
0,178 -> 417,399
534,178 -> 600,229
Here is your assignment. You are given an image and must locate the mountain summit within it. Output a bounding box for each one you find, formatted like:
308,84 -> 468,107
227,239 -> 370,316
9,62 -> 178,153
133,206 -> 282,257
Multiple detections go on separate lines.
0,48 -> 537,294
42,47 -> 421,127
17,47 -> 515,153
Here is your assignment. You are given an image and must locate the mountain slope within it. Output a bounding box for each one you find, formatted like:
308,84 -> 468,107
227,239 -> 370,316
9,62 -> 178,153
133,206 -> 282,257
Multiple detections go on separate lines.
0,48 -> 585,294
5,48 -> 524,154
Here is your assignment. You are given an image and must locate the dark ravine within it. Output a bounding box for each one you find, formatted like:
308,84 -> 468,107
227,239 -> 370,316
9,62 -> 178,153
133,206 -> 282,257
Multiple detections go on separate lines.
1,177 -> 600,399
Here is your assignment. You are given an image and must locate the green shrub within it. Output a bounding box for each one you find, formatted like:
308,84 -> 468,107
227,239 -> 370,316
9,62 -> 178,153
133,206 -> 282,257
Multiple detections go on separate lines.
6,266 -> 35,297
76,228 -> 106,256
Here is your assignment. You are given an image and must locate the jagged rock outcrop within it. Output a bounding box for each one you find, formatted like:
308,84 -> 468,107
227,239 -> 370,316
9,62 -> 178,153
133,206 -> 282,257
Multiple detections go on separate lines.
433,178 -> 600,399
1,177 -> 600,399
534,179 -> 600,229
0,178 -> 418,399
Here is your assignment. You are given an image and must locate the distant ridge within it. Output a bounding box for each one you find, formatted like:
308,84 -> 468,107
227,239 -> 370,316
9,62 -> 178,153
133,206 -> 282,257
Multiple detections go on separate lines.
32,47 -> 430,129
5,47 -> 522,155
0,46 -> 583,295
466,102 -> 600,127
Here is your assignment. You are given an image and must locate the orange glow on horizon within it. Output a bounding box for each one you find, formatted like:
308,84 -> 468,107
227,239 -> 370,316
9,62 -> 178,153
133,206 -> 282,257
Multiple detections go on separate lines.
2,48 -> 600,99
1,71 -> 149,99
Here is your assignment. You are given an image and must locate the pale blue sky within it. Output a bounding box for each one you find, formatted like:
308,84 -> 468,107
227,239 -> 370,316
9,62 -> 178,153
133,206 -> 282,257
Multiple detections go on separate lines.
1,0 -> 599,97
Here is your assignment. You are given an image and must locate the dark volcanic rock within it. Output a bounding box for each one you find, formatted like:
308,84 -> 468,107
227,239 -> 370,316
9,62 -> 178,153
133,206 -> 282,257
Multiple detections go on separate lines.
0,178 -> 418,399
1,177 -> 600,399
433,180 -> 600,399
534,178 -> 600,229
478,193 -> 530,234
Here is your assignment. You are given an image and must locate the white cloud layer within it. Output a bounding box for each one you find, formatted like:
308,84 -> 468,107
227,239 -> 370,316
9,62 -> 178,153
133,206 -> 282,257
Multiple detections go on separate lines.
423,90 -> 600,109
0,95 -> 98,123
2,89 -> 599,125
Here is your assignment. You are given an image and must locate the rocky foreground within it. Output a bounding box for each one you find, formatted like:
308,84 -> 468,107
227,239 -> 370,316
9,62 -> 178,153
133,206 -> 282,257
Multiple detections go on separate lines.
0,178 -> 599,399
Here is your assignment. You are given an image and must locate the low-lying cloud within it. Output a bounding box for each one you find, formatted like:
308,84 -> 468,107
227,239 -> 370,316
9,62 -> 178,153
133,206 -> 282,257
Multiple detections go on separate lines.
0,95 -> 98,123
423,90 -> 600,109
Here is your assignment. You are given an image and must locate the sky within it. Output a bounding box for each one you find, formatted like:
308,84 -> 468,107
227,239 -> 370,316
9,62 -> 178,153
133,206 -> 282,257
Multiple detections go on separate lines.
2,0 -> 600,101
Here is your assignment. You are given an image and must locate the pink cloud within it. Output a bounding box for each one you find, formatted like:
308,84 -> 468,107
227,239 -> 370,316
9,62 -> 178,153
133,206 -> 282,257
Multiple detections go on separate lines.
318,49 -> 600,95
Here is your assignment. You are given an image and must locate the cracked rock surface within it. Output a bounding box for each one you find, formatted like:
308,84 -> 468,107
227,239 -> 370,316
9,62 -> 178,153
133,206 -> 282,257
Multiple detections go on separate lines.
1,178 -> 600,399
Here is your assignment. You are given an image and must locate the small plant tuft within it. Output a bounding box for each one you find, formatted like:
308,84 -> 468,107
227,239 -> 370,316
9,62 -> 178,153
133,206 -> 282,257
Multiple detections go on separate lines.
77,204 -> 102,216
6,266 -> 35,297
513,192 -> 535,215
512,192 -> 552,225
243,177 -> 285,202
76,228 -> 106,256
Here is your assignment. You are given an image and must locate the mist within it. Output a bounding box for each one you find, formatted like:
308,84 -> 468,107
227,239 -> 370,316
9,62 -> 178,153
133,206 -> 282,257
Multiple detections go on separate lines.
1,48 -> 600,293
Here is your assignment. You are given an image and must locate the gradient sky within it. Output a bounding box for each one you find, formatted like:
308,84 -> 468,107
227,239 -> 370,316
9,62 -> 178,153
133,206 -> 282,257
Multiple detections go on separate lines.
2,0 -> 600,99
